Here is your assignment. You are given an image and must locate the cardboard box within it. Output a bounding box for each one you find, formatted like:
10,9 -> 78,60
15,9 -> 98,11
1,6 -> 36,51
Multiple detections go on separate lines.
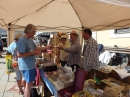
42,62 -> 57,72
101,77 -> 130,92
57,78 -> 73,89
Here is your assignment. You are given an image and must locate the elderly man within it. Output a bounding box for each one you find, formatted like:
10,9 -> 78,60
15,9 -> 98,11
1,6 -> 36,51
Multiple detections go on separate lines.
82,28 -> 99,78
17,24 -> 52,97
58,30 -> 81,70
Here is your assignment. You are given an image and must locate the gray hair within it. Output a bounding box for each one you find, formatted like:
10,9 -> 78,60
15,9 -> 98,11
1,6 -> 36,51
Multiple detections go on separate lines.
24,24 -> 37,34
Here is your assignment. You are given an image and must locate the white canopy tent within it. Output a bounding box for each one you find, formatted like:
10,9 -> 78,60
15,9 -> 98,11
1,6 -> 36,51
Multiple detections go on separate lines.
0,0 -> 130,44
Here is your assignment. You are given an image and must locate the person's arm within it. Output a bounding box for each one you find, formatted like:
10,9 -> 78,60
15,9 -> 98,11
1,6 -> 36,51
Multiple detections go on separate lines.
63,43 -> 81,53
35,45 -> 53,51
17,51 -> 41,58
64,55 -> 68,61
14,49 -> 17,54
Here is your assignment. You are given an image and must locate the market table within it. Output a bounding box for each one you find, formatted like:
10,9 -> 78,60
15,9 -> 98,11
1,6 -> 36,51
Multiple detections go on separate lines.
40,69 -> 62,97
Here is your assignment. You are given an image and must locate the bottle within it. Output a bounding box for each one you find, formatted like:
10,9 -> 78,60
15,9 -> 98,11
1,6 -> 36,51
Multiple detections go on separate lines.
72,66 -> 76,79
73,66 -> 76,73
64,64 -> 67,68
43,58 -> 47,63
64,64 -> 67,73
73,66 -> 76,79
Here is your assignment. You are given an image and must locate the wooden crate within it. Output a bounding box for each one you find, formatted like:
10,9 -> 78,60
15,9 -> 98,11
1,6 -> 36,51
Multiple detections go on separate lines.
96,70 -> 111,80
101,77 -> 130,92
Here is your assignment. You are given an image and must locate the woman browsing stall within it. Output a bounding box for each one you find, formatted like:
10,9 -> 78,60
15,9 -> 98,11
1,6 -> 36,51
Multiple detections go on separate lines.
8,33 -> 25,95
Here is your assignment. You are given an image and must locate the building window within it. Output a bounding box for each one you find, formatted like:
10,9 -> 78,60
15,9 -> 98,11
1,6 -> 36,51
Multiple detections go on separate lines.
110,28 -> 130,38
115,28 -> 130,34
92,32 -> 97,40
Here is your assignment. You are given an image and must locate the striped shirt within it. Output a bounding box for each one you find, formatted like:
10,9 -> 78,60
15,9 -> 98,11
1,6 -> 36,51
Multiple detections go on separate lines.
64,40 -> 81,66
83,38 -> 99,71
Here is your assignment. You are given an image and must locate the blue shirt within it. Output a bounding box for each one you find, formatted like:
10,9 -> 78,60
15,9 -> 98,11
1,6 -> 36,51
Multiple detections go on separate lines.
17,36 -> 36,70
8,42 -> 16,56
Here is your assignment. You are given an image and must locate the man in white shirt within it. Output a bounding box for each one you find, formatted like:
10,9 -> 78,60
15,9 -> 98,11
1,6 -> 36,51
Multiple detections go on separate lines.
82,28 -> 99,79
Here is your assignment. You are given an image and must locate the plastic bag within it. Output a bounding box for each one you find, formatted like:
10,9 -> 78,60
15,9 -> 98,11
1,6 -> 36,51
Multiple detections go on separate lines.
4,55 -> 14,74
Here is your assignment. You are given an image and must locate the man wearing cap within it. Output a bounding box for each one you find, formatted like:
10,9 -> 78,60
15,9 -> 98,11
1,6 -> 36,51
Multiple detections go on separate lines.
57,35 -> 70,67
58,30 -> 81,70
82,28 -> 99,78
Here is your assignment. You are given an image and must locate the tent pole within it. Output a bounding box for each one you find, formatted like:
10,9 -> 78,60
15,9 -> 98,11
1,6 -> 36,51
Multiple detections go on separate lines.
7,28 -> 10,47
7,23 -> 11,46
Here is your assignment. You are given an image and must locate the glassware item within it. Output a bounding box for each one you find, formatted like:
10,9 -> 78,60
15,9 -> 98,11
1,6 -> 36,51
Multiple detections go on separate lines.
73,66 -> 76,72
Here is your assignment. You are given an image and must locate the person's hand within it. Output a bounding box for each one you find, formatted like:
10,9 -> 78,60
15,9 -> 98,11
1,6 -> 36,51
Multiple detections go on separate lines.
64,56 -> 68,61
17,52 -> 20,57
56,57 -> 60,63
48,45 -> 54,49
34,51 -> 41,55
57,46 -> 63,50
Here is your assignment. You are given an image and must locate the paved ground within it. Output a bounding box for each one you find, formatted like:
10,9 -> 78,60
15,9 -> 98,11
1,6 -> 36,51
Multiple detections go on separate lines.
0,48 -> 23,97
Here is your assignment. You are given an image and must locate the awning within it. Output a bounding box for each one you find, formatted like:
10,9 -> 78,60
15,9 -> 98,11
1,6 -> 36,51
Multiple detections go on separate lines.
0,0 -> 130,32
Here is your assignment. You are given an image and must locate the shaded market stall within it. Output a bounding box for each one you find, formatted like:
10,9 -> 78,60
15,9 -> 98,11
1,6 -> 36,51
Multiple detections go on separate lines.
1,0 -> 130,97
0,0 -> 130,45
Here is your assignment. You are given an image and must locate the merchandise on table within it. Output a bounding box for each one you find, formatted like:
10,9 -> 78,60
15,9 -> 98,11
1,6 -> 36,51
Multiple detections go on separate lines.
42,62 -> 57,72
84,79 -> 96,89
98,66 -> 112,73
57,65 -> 75,88
83,79 -> 103,97
57,72 -> 74,88
50,71 -> 59,81
102,87 -> 118,97
50,73 -> 59,81
72,91 -> 94,97
101,77 -> 130,92
121,86 -> 130,97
